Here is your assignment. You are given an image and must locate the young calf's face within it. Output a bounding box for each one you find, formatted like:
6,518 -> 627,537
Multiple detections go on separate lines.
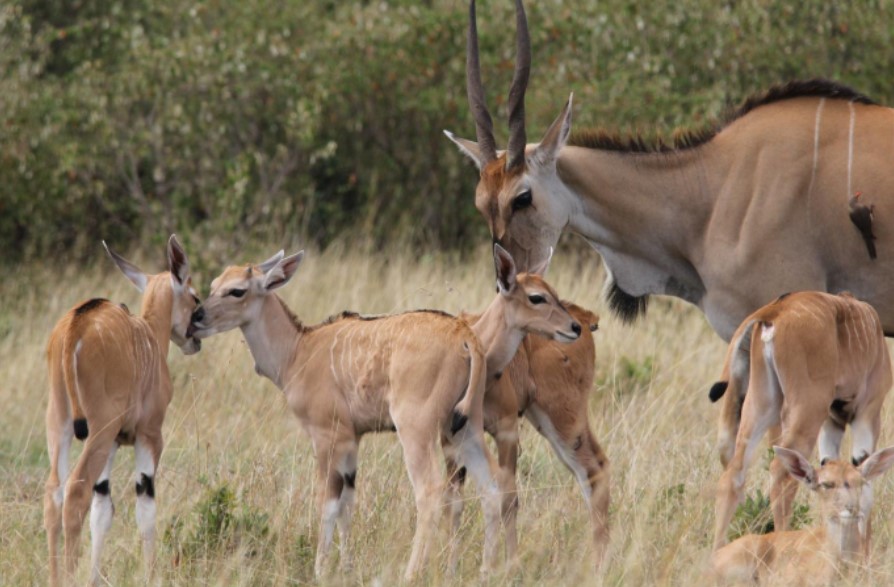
189,250 -> 304,339
189,265 -> 264,339
509,273 -> 581,342
169,274 -> 202,355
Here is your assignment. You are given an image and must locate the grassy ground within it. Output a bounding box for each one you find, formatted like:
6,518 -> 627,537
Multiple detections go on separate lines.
2,241 -> 893,586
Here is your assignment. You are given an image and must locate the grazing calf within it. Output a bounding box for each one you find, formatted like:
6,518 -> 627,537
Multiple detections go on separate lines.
188,251 -> 504,579
445,245 -> 608,566
44,236 -> 200,586
712,446 -> 894,585
710,292 -> 891,551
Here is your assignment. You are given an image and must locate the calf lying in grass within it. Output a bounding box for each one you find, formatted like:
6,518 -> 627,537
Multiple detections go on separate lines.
712,445 -> 894,585
710,291 -> 891,551
188,250 -> 505,579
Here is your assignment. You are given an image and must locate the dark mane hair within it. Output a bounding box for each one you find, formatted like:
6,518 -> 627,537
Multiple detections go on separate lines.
276,296 -> 307,332
313,308 -> 456,329
569,79 -> 876,154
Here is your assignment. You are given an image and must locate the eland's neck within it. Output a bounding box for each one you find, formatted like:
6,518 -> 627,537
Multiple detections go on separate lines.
823,517 -> 866,564
240,295 -> 302,389
140,277 -> 174,357
557,145 -> 715,305
471,298 -> 527,378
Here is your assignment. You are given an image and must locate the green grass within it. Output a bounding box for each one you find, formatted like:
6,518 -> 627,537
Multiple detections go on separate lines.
2,241 -> 893,585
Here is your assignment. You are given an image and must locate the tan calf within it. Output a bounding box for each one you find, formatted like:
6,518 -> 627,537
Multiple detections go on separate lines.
445,245 -> 609,566
710,292 -> 891,552
188,251 -> 503,579
44,236 -> 200,586
712,445 -> 894,585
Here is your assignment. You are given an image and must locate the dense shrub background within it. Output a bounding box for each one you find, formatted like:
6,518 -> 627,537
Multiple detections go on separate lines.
2,0 -> 893,261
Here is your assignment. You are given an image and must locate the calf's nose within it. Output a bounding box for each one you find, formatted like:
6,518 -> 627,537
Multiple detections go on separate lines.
571,322 -> 581,336
192,306 -> 205,324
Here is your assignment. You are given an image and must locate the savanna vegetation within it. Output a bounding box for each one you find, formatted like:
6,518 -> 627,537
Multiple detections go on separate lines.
4,0 -> 894,585
2,0 -> 894,261
3,246 -> 894,585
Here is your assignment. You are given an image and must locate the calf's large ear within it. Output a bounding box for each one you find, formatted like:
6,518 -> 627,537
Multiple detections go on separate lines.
104,241 -> 148,292
263,251 -> 305,291
774,446 -> 818,489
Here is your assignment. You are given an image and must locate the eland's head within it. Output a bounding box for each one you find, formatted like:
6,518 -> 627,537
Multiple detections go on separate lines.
445,0 -> 574,272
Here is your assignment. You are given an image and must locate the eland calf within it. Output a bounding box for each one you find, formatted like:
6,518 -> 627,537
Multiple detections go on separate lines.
445,245 -> 608,566
712,446 -> 894,585
710,291 -> 891,551
44,236 -> 200,586
188,251 -> 504,579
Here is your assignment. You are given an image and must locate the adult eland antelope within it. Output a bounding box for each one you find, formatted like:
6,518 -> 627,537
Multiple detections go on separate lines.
445,245 -> 608,566
187,251 -> 504,579
446,0 -> 894,341
712,446 -> 894,585
44,235 -> 201,586
708,292 -> 891,551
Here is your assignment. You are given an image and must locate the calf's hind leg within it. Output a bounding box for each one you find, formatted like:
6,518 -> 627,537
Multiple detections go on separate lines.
526,405 -> 609,564
45,407 -> 73,587
397,429 -> 443,580
134,433 -> 162,578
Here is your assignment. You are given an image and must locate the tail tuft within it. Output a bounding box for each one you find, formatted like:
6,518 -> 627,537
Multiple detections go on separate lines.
708,381 -> 729,403
450,411 -> 468,435
73,418 -> 89,440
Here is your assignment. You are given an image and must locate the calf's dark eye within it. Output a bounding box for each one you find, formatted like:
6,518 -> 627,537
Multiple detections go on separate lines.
528,294 -> 546,305
228,289 -> 247,298
512,190 -> 533,211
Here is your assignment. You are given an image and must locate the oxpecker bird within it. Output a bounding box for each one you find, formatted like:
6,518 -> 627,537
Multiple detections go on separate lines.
849,192 -> 877,260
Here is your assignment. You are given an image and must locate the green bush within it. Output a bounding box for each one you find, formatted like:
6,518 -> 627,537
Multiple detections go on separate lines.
3,0 -> 894,261
164,483 -> 270,564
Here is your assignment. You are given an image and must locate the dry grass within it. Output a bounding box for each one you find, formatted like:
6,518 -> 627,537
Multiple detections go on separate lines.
2,241 -> 894,586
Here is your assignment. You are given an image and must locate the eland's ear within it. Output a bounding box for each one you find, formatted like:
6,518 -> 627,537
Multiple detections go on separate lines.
167,234 -> 190,286
263,251 -> 305,291
528,246 -> 553,277
531,94 -> 573,167
257,250 -> 285,274
103,241 -> 148,292
493,243 -> 518,295
774,446 -> 818,488
444,130 -> 489,170
861,446 -> 894,481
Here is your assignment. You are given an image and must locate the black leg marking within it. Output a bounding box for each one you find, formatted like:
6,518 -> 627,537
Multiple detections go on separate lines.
450,411 -> 468,435
73,418 -> 89,440
708,381 -> 728,403
852,452 -> 869,467
343,471 -> 356,490
455,466 -> 467,484
93,480 -> 110,496
820,458 -> 831,467
135,473 -> 155,498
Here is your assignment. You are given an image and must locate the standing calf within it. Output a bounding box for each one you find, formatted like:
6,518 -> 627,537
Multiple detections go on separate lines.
45,236 -> 200,586
712,445 -> 894,584
445,245 -> 608,565
710,291 -> 891,551
188,250 -> 504,579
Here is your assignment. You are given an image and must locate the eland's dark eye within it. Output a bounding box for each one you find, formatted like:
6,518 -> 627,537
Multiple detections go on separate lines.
528,294 -> 546,305
227,289 -> 247,298
512,190 -> 533,211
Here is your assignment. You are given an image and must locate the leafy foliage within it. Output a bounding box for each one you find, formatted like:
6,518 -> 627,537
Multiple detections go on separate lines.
164,483 -> 270,564
3,0 -> 894,261
728,489 -> 812,542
